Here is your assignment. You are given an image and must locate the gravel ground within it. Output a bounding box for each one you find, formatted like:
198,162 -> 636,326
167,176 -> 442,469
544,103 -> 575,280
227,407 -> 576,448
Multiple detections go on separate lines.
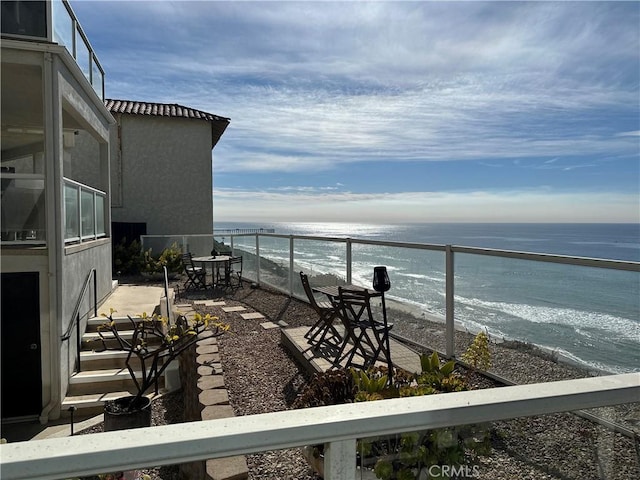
82,277 -> 639,480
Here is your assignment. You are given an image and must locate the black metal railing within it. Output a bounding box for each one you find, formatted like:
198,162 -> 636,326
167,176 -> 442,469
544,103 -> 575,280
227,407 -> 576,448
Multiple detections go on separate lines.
60,268 -> 97,373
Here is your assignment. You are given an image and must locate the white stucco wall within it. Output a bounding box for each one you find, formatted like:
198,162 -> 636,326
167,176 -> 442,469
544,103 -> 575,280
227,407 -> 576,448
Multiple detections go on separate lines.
1,43 -> 114,421
111,115 -> 214,236
59,240 -> 113,405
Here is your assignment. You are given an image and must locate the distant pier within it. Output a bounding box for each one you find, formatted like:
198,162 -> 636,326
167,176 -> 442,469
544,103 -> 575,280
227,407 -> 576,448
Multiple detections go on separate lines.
214,228 -> 275,235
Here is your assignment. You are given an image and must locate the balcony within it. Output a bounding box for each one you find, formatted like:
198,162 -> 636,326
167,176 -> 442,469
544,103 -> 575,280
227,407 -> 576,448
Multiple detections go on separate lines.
1,0 -> 105,100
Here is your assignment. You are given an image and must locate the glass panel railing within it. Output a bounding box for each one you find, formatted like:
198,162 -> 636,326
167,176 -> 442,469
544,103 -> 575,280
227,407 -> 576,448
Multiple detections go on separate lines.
52,0 -> 72,47
292,237 -> 347,298
232,236 -> 258,284
454,253 -> 640,378
255,235 -> 290,291
96,194 -> 105,236
356,403 -> 639,480
142,235 -> 186,255
0,174 -> 46,244
3,0 -> 105,99
64,178 -> 106,243
91,56 -> 104,98
64,183 -> 79,241
487,406 -> 639,479
186,235 -> 214,257
80,189 -> 95,238
75,28 -> 91,83
52,1 -> 105,99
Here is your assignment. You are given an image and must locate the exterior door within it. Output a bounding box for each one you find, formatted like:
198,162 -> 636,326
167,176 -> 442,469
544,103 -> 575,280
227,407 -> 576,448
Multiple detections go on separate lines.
1,272 -> 42,419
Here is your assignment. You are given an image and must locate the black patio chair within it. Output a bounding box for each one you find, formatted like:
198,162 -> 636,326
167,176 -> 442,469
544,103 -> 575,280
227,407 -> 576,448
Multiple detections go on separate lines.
226,256 -> 243,288
334,287 -> 393,373
181,252 -> 207,291
300,272 -> 341,349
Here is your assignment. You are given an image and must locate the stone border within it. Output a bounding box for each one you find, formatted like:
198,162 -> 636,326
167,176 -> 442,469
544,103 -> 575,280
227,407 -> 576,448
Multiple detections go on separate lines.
176,307 -> 248,480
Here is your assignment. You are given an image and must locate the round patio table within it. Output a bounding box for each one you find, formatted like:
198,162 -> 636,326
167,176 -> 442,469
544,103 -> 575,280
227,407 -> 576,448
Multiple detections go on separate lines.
191,255 -> 231,287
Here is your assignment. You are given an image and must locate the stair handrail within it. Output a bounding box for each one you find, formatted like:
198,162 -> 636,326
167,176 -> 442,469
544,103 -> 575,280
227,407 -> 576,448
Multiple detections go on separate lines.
162,266 -> 173,326
60,268 -> 97,373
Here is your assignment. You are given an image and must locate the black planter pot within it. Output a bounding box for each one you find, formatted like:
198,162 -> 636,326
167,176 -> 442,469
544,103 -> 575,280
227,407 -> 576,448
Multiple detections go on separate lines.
104,396 -> 152,431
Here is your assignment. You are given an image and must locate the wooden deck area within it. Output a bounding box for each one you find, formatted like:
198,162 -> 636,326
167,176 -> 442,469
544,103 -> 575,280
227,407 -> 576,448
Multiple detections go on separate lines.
281,326 -> 421,375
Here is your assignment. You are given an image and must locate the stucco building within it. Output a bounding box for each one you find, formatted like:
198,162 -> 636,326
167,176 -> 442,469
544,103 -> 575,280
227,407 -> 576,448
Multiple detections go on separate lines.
1,0 -> 114,422
1,1 -> 229,424
104,99 -> 230,243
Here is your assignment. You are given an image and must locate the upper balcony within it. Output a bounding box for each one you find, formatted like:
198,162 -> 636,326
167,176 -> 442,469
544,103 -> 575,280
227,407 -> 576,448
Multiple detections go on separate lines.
0,0 -> 105,100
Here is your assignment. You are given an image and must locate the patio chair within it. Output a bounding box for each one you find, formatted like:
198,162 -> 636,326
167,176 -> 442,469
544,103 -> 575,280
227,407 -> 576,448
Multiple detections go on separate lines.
300,272 -> 341,349
334,287 -> 393,373
181,252 -> 207,291
224,256 -> 243,288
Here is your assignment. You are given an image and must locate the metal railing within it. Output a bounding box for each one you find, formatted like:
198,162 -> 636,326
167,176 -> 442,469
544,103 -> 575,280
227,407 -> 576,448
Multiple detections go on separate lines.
227,232 -> 640,362
1,0 -> 106,100
52,0 -> 105,99
141,231 -> 639,371
60,268 -> 97,373
0,373 -> 637,479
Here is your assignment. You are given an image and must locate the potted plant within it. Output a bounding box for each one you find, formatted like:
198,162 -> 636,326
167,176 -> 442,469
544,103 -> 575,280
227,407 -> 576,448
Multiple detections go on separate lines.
95,308 -> 229,431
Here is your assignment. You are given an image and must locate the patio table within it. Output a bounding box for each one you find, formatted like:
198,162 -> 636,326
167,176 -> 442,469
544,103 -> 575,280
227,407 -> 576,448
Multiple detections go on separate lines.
312,284 -> 368,302
312,285 -> 393,373
192,255 -> 231,288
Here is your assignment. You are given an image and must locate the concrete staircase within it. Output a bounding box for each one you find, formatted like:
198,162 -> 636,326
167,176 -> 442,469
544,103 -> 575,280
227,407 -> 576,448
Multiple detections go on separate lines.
61,315 -> 168,417
61,285 -> 170,417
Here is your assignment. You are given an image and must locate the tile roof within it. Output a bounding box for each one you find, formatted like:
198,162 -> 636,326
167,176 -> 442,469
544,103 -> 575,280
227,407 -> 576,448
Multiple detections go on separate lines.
105,99 -> 229,122
105,99 -> 230,148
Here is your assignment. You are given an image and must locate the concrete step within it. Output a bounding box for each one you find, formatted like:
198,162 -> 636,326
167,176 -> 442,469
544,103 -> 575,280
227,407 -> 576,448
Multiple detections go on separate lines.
81,331 -> 163,350
86,315 -> 137,333
61,391 -> 135,417
60,391 -> 159,418
67,368 -> 165,396
79,350 -> 130,370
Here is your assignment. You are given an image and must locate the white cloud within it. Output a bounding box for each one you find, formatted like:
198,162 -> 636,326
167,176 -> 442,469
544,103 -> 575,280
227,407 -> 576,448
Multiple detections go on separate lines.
213,188 -> 640,224
73,1 -> 640,223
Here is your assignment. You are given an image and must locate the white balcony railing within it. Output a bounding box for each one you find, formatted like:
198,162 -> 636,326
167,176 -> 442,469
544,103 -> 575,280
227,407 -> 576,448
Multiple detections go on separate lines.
1,0 -> 105,100
0,373 -> 637,479
0,173 -> 46,244
64,177 -> 106,244
142,231 -> 640,372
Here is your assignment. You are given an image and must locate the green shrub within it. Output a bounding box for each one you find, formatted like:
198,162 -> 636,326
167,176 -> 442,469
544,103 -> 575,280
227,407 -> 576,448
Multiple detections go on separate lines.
113,238 -> 143,275
141,243 -> 182,275
461,331 -> 492,373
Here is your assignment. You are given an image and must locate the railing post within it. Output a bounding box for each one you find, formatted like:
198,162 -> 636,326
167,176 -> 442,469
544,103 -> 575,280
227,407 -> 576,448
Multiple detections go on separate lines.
289,235 -> 295,295
92,269 -> 97,318
76,312 -> 82,373
256,233 -> 261,285
346,238 -> 352,284
324,439 -> 356,480
445,244 -> 455,358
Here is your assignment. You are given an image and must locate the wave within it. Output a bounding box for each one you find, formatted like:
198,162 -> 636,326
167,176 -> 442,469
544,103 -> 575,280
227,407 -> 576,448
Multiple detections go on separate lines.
395,271 -> 445,283
454,295 -> 640,342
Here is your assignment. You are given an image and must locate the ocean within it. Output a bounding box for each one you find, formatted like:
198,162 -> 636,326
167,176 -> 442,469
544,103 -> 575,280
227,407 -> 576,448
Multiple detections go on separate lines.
215,222 -> 640,373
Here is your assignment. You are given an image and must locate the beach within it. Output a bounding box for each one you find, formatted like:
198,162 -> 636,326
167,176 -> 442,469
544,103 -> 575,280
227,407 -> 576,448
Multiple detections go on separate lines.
222,222 -> 639,375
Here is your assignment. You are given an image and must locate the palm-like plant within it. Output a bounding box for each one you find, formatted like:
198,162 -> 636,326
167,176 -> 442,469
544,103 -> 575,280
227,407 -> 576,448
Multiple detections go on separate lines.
96,309 -> 229,411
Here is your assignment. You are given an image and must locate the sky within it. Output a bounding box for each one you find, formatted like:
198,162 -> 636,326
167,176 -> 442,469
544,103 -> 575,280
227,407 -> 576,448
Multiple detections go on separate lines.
73,0 -> 640,224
